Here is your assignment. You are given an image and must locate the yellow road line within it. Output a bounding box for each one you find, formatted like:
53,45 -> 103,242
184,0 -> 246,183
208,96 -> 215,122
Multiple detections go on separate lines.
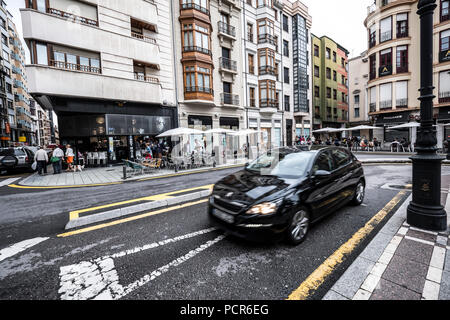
58,199 -> 209,238
69,184 -> 214,220
287,189 -> 407,300
8,182 -> 123,189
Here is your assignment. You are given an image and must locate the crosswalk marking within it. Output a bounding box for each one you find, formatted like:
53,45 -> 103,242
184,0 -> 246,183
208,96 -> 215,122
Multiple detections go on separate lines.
0,177 -> 20,187
0,237 -> 49,263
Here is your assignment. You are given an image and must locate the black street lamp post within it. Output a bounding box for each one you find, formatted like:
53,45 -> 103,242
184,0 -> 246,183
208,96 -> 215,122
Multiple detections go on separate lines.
407,0 -> 447,231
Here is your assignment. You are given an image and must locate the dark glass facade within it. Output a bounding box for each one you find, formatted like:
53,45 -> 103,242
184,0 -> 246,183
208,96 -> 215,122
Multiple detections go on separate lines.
292,14 -> 309,114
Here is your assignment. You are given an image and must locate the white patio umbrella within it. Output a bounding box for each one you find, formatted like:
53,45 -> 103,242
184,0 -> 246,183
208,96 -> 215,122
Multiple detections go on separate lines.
312,127 -> 338,133
204,128 -> 235,134
388,122 -> 420,130
229,129 -> 262,136
156,127 -> 204,138
346,125 -> 383,131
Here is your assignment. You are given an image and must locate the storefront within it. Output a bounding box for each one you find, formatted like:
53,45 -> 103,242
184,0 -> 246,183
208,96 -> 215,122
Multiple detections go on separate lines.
375,111 -> 411,142
53,98 -> 176,164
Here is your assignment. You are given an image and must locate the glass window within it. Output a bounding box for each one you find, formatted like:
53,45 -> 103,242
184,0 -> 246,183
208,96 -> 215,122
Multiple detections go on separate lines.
313,151 -> 334,172
90,59 -> 100,69
331,149 -> 351,168
37,0 -> 46,12
54,52 -> 65,62
36,43 -> 48,65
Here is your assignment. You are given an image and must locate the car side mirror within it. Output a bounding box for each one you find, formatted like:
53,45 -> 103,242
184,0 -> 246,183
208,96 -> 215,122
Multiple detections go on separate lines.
313,170 -> 331,178
244,162 -> 249,167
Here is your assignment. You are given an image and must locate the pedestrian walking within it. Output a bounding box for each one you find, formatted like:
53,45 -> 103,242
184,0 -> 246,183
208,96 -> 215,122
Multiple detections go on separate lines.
65,144 -> 75,172
34,146 -> 48,176
51,146 -> 64,174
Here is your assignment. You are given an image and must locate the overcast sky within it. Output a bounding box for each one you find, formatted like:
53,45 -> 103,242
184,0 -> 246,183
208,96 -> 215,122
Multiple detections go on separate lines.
6,0 -> 374,61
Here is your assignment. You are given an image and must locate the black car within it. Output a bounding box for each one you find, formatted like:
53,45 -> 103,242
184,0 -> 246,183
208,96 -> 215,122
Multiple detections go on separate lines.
208,146 -> 365,245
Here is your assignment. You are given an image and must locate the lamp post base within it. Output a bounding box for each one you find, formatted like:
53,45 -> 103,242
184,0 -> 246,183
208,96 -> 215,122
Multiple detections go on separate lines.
407,153 -> 447,232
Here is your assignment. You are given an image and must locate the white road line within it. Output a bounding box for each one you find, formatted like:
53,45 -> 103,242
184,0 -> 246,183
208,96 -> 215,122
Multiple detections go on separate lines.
59,228 -> 222,300
0,177 -> 20,187
0,237 -> 49,263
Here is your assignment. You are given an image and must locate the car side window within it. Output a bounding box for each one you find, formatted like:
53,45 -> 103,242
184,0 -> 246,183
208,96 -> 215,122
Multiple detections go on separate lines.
313,151 -> 334,173
331,149 -> 351,168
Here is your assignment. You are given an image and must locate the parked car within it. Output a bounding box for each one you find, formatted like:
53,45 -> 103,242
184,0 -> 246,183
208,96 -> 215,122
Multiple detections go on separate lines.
0,147 -> 36,173
208,146 -> 365,245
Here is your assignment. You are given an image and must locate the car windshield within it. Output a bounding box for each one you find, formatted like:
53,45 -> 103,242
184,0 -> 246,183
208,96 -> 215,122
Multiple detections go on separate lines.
246,151 -> 315,179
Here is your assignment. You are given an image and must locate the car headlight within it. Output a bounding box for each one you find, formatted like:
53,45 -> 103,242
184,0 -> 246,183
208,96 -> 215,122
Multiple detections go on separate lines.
246,201 -> 282,215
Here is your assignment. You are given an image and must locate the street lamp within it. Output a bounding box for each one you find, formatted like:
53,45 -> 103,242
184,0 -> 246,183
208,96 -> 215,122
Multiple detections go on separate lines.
407,0 -> 447,231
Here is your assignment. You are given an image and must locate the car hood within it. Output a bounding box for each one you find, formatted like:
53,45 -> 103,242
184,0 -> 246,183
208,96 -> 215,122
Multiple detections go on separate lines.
212,169 -> 302,206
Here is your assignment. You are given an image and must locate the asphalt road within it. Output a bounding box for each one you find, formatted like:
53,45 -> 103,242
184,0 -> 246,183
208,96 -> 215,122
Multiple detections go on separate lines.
1,164 -> 440,300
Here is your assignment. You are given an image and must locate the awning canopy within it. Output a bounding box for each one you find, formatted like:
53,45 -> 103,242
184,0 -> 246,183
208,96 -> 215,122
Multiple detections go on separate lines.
156,127 -> 204,138
346,125 -> 383,131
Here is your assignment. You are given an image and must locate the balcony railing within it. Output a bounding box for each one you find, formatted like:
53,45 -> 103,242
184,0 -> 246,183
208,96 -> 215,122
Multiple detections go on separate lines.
218,21 -> 236,38
51,60 -> 101,74
396,98 -> 408,108
181,2 -> 209,15
221,93 -> 239,106
219,57 -> 237,72
397,27 -> 408,39
439,91 -> 450,104
183,46 -> 212,56
442,11 -> 449,23
397,64 -> 408,74
258,34 -> 277,46
250,98 -> 256,107
259,66 -> 277,76
260,99 -> 278,109
185,86 -> 214,95
131,32 -> 157,44
134,73 -> 159,84
380,100 -> 392,109
380,31 -> 392,43
47,8 -> 98,26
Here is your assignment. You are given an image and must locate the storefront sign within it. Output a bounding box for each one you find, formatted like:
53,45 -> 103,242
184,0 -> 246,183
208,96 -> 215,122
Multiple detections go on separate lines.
106,115 -> 171,136
438,106 -> 450,121
19,136 -> 26,142
440,50 -> 450,63
376,112 -> 410,124
5,122 -> 10,134
379,65 -> 392,77
0,136 -> 10,141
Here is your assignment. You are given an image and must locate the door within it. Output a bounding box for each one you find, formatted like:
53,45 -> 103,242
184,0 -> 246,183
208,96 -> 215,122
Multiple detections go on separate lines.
329,148 -> 355,203
307,150 -> 337,218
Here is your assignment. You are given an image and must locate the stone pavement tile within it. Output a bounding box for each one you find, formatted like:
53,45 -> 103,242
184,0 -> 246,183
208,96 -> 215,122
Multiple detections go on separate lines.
322,290 -> 349,300
381,254 -> 428,294
406,229 -> 437,243
370,278 -> 421,300
329,256 -> 375,299
445,250 -> 450,272
439,270 -> 450,300
394,239 -> 433,266
359,231 -> 393,263
379,214 -> 405,237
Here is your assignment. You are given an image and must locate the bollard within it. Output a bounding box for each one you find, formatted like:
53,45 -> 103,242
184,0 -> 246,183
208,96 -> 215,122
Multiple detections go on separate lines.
447,139 -> 450,160
123,166 -> 127,180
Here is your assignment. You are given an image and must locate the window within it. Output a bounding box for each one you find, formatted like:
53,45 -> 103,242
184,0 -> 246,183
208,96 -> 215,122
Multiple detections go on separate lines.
314,65 -> 320,77
380,83 -> 392,109
369,54 -> 376,80
333,70 -> 337,81
283,15 -> 289,32
182,23 -> 211,55
396,45 -> 408,73
333,89 -> 337,100
396,81 -> 408,108
184,64 -> 212,94
379,48 -> 392,76
284,95 -> 290,112
440,30 -> 450,63
247,24 -> 254,43
331,149 -> 351,168
441,0 -> 449,22
35,43 -> 48,65
2,50 -> 8,60
283,40 -> 289,57
284,67 -> 290,84
439,70 -> 450,103
380,16 -> 392,43
326,87 -> 331,99
354,95 -> 360,107
248,54 -> 255,74
369,24 -> 376,48
314,86 -> 320,98
249,87 -> 256,107
313,151 -> 334,172
259,80 -> 276,107
326,67 -> 331,79
314,45 -> 319,57
258,48 -> 276,75
396,13 -> 408,38
246,0 -> 253,6
354,108 -> 360,118
326,47 -> 331,59
369,87 -> 377,112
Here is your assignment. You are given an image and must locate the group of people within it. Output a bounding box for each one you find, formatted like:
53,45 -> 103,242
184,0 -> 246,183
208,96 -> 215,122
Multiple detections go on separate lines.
33,144 -> 75,176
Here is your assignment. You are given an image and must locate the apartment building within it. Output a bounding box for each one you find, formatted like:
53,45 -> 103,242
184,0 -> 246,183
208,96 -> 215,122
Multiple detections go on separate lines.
311,35 -> 349,133
171,0 -> 245,144
241,0 -> 312,149
21,0 -> 177,162
8,13 -> 36,145
348,51 -> 370,125
364,0 -> 450,145
0,0 -> 12,147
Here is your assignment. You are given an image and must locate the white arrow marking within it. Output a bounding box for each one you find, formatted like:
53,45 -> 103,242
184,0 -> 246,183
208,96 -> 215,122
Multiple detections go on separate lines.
0,237 -> 49,263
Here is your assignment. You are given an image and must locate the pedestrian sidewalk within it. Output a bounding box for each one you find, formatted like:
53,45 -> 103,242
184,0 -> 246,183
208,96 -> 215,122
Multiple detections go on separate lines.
16,161 -> 247,187
323,176 -> 450,301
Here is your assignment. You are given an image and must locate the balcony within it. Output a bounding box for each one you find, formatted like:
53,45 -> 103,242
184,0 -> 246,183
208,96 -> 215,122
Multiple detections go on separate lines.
439,91 -> 450,104
221,93 -> 239,106
219,57 -> 237,73
51,60 -> 101,74
218,22 -> 236,39
259,66 -> 277,77
183,46 -> 212,56
26,64 -> 162,105
380,100 -> 392,110
181,2 -> 209,15
260,99 -> 278,109
396,98 -> 408,108
47,7 -> 98,26
134,73 -> 159,84
185,86 -> 214,95
131,32 -> 157,45
258,34 -> 277,47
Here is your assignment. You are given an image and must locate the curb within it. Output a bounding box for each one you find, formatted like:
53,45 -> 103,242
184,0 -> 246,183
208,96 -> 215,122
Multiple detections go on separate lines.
65,189 -> 212,230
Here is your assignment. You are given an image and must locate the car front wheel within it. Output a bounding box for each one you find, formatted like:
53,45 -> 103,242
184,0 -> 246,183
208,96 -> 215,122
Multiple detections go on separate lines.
351,181 -> 365,206
286,208 -> 310,245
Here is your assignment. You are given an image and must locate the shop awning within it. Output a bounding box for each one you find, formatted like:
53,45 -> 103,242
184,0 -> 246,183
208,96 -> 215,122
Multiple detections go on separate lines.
156,127 -> 204,138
